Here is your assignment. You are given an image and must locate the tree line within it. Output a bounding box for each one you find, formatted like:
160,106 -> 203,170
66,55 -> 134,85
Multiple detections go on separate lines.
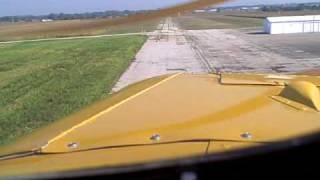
261,3 -> 320,12
0,10 -> 151,22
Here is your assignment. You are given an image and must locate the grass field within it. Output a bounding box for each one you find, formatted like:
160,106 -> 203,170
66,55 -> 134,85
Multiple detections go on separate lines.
0,35 -> 147,146
220,10 -> 320,19
173,10 -> 320,30
0,18 -> 158,41
173,14 -> 263,30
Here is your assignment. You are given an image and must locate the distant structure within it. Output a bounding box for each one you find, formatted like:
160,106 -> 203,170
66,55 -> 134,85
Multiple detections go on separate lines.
194,9 -> 206,13
208,8 -> 218,12
264,15 -> 320,34
41,19 -> 53,22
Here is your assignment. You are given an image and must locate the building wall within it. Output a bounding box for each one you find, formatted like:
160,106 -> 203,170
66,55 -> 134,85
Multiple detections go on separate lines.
263,20 -> 271,34
264,16 -> 320,34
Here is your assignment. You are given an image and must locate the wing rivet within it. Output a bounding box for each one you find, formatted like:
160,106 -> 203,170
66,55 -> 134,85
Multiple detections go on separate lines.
241,132 -> 253,139
150,134 -> 161,141
67,142 -> 79,149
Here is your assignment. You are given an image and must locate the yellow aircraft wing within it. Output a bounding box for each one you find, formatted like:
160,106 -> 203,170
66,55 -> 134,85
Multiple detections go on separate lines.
1,73 -> 320,176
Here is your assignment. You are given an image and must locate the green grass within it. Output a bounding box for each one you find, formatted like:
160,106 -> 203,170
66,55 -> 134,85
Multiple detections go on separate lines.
0,19 -> 159,42
220,10 -> 320,19
173,14 -> 263,30
173,10 -> 320,30
0,35 -> 147,146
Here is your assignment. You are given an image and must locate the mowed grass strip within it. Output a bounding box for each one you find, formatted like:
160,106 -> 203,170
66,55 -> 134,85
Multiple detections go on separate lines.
173,14 -> 263,30
0,35 -> 147,146
0,19 -> 159,41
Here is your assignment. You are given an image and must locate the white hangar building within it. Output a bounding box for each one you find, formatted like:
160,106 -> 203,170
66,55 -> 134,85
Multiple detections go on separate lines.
264,15 -> 320,34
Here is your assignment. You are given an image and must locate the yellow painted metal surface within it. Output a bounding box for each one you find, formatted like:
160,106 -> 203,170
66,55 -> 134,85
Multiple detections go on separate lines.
277,81 -> 320,111
207,141 -> 262,154
0,143 -> 208,176
221,73 -> 320,86
1,73 -> 320,177
0,74 -> 170,156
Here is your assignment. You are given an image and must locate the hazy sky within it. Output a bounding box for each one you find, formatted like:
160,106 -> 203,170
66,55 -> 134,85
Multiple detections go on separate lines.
0,0 -> 316,17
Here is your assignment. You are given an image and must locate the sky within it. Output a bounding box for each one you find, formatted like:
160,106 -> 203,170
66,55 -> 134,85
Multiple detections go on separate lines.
0,0 -> 317,17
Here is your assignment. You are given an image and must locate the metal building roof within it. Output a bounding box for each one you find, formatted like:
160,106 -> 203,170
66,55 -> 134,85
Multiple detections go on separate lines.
266,15 -> 320,23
